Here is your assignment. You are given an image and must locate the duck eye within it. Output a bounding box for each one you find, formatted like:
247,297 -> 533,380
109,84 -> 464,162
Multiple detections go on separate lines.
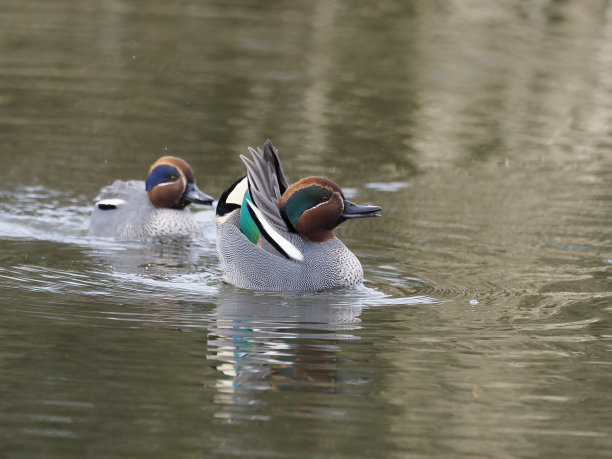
319,189 -> 333,203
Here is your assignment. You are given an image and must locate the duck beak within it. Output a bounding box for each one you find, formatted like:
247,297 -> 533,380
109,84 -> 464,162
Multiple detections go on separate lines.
339,199 -> 382,222
181,181 -> 214,206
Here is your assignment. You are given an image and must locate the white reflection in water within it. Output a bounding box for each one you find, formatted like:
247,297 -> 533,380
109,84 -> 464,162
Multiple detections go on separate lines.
207,290 -> 365,421
206,287 -> 437,422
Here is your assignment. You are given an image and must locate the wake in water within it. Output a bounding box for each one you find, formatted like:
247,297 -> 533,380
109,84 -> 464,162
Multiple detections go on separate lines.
0,185 -> 440,309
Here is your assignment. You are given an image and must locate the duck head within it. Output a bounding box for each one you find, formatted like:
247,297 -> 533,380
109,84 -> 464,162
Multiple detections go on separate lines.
279,176 -> 381,242
145,156 -> 214,209
146,156 -> 213,209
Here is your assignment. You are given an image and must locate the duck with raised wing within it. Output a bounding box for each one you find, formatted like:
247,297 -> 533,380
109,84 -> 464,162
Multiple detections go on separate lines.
215,140 -> 381,291
88,156 -> 214,238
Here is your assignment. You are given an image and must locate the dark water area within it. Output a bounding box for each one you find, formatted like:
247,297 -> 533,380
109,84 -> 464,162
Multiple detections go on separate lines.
1,1 -> 611,457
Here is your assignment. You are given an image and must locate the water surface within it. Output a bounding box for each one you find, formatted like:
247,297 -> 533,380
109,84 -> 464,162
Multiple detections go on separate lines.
1,1 -> 611,457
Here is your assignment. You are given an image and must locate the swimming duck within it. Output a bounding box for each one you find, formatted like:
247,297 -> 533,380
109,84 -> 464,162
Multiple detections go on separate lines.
88,156 -> 214,238
215,140 -> 381,291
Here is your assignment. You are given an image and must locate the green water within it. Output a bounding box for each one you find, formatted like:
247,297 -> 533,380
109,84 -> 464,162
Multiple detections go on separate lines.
1,1 -> 611,457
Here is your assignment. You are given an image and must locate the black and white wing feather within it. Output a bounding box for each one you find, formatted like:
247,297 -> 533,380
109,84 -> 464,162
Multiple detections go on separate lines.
240,139 -> 290,231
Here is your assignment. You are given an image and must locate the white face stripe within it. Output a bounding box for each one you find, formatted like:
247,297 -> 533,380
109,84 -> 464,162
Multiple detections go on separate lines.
246,199 -> 304,261
154,180 -> 181,188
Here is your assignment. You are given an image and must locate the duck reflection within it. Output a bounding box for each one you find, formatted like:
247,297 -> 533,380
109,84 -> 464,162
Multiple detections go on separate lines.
207,288 -> 370,421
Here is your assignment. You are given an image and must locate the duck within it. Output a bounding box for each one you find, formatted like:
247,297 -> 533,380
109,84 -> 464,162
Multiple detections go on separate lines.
215,139 -> 381,291
88,156 -> 214,238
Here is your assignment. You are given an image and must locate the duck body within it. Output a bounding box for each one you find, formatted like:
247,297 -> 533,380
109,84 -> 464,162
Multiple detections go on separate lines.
215,140 -> 381,292
89,179 -> 204,238
217,207 -> 364,290
88,156 -> 213,238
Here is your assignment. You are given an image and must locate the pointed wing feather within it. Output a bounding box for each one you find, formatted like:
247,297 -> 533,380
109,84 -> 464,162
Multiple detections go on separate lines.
264,140 -> 289,194
240,139 -> 291,231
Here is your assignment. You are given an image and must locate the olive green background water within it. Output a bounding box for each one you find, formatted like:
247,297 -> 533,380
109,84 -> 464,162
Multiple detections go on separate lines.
1,1 -> 611,457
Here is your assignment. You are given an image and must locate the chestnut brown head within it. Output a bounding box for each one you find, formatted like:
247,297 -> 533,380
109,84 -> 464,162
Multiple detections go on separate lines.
145,156 -> 213,209
279,176 -> 381,242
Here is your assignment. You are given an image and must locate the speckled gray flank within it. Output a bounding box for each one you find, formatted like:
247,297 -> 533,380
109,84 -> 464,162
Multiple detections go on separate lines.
88,180 -> 201,238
